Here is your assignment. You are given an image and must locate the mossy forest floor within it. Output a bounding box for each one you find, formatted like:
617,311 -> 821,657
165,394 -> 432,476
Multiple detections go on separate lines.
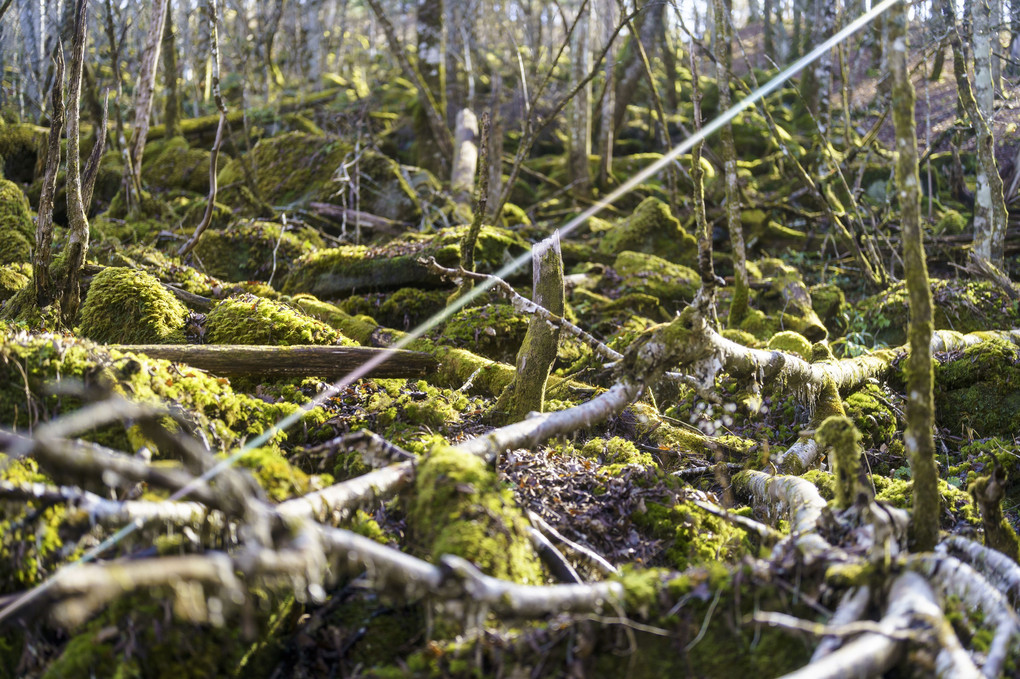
3,48 -> 1020,678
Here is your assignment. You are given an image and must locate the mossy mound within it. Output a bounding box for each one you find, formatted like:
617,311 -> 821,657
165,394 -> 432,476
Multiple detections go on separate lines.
809,282 -> 846,330
860,279 -> 1020,346
742,258 -> 827,341
0,179 -> 35,265
0,123 -> 46,183
0,326 -> 329,450
767,330 -> 812,360
283,225 -> 528,297
721,328 -> 763,348
438,302 -> 529,363
375,287 -> 448,330
935,338 -> 1020,438
410,445 -> 544,583
933,208 -> 968,235
218,132 -> 423,222
579,436 -> 654,467
598,197 -> 698,265
632,501 -> 752,570
0,264 -> 30,303
78,267 -> 189,344
193,220 -> 318,283
609,251 -> 700,313
142,136 -> 213,193
205,293 -> 355,346
844,383 -> 898,450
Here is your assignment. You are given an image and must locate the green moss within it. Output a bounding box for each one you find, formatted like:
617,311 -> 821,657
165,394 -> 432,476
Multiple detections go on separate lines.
933,208 -> 968,235
205,293 -> 355,346
0,179 -> 34,265
598,197 -> 698,265
193,220 -> 317,283
410,444 -> 544,583
721,328 -> 762,348
752,258 -> 827,341
376,287 -> 448,330
438,303 -> 529,363
935,338 -> 1020,438
632,501 -> 751,570
844,384 -> 898,450
0,264 -> 30,303
872,475 -> 980,526
809,283 -> 846,329
580,436 -> 654,466
767,331 -> 812,360
141,136 -> 212,193
814,416 -> 863,509
861,279 -> 1020,346
79,267 -> 189,344
611,251 -> 700,313
0,123 -> 46,183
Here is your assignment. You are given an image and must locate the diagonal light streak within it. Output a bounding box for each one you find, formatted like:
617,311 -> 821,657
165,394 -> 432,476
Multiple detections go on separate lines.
0,0 -> 900,624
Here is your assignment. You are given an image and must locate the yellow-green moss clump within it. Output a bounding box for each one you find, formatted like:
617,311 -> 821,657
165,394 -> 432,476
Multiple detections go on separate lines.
205,293 -> 355,346
0,179 -> 35,265
580,436 -> 654,467
0,263 -> 30,303
438,302 -> 530,363
193,220 -> 318,283
633,501 -> 751,570
598,196 -> 698,264
376,287 -> 448,330
767,330 -> 812,360
0,123 -> 46,183
610,251 -> 700,314
411,445 -> 544,583
933,208 -> 968,235
844,383 -> 898,450
935,337 -> 1020,438
750,258 -> 828,341
283,225 -> 527,297
860,279 -> 1020,346
79,267 -> 189,344
141,136 -> 212,193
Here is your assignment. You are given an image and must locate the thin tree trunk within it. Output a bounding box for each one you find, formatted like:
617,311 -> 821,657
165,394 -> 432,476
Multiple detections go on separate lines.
889,0 -> 937,552
125,0 -> 170,204
161,3 -> 181,139
568,1 -> 593,201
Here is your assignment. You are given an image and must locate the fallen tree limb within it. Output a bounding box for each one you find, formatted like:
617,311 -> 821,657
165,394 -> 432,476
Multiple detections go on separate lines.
110,344 -> 438,380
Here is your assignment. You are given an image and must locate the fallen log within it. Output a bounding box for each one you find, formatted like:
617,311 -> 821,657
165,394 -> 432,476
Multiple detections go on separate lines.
111,344 -> 438,379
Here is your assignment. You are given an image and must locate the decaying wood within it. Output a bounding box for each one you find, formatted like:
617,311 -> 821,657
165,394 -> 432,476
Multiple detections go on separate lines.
110,344 -> 439,379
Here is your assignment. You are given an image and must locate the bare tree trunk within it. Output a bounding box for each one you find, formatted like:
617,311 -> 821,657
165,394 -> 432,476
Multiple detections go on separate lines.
568,1 -> 593,201
596,0 -> 617,188
947,1 -> 1008,269
763,0 -> 775,62
415,0 -> 447,174
714,0 -> 748,328
125,0 -> 170,205
162,3 -> 181,139
59,0 -> 92,326
889,0 -> 937,552
33,48 -> 64,309
612,0 -> 661,135
451,108 -> 478,205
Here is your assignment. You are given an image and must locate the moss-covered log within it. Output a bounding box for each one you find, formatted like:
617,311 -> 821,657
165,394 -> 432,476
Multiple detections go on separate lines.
111,344 -> 437,380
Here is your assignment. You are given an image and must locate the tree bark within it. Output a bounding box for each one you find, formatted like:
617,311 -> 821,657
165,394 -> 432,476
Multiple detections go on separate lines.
109,344 -> 438,380
889,2 -> 937,551
125,0 -> 170,203
568,1 -> 593,200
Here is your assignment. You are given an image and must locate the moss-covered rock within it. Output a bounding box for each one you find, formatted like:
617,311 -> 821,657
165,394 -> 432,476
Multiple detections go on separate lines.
744,258 -> 828,342
610,250 -> 700,313
26,151 -> 123,225
632,500 -> 752,570
860,279 -> 1020,346
935,338 -> 1020,438
933,208 -> 968,235
767,330 -> 812,360
410,444 -> 544,583
580,436 -> 654,467
142,135 -> 213,193
0,263 -> 30,303
218,132 -> 424,222
376,287 -> 448,330
0,123 -> 46,183
438,302 -> 529,363
598,197 -> 698,265
205,293 -> 355,346
193,220 -> 318,283
283,225 -> 528,297
809,282 -> 846,330
0,179 -> 35,265
79,267 -> 189,344
844,383 -> 898,450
